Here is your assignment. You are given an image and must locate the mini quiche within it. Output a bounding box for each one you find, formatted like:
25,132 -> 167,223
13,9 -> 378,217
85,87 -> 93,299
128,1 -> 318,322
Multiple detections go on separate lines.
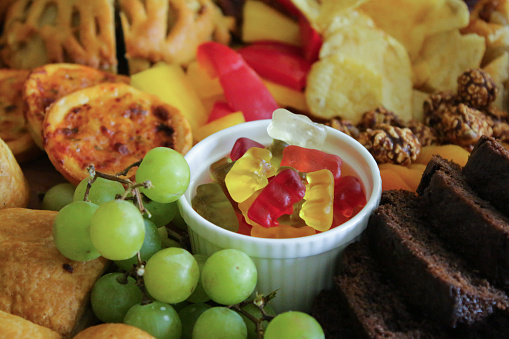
24,63 -> 130,150
0,69 -> 40,163
43,82 -> 193,185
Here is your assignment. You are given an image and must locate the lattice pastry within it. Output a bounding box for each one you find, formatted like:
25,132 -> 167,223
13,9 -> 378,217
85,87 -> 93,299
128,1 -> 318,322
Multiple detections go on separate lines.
0,0 -> 117,72
119,0 -> 234,74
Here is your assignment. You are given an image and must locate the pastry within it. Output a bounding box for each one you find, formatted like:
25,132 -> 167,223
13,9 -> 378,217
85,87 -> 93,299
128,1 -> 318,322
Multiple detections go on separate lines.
0,68 -> 40,162
0,310 -> 62,339
73,323 -> 155,339
0,136 -> 29,209
0,208 -> 109,337
0,0 -> 117,72
23,63 -> 129,150
43,82 -> 193,185
119,0 -> 233,74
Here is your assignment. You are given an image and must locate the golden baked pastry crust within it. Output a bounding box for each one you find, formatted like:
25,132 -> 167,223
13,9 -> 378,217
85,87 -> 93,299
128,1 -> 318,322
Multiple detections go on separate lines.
0,137 -> 30,209
43,82 -> 193,185
0,0 -> 117,72
0,310 -> 62,339
0,208 -> 109,337
73,323 -> 155,339
0,68 -> 41,163
24,63 -> 130,150
119,0 -> 233,73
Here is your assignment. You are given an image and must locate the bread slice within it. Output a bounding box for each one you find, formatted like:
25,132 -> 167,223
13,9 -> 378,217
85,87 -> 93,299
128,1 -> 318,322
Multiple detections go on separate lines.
367,190 -> 509,327
463,136 -> 509,217
0,208 -> 108,337
417,155 -> 509,288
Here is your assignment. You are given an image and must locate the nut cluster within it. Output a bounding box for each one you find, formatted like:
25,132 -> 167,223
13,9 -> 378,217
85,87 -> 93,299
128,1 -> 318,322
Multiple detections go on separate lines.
422,68 -> 509,151
322,68 -> 509,163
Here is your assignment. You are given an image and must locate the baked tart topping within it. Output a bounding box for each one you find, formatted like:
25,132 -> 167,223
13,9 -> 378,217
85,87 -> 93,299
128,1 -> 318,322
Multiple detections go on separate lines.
43,82 -> 192,185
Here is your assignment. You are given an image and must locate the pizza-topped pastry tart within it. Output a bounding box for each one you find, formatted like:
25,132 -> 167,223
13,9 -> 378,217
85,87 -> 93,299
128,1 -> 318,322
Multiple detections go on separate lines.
0,69 -> 40,163
119,0 -> 234,73
0,0 -> 117,71
24,63 -> 130,150
43,82 -> 193,185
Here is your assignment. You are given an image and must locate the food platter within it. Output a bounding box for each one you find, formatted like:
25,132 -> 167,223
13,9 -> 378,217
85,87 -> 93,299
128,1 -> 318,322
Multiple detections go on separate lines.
3,0 -> 509,338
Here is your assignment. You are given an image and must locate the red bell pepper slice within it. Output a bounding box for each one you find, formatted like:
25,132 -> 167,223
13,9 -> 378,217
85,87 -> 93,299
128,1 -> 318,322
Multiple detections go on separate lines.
207,101 -> 236,123
237,41 -> 312,91
197,42 -> 279,121
299,17 -> 323,63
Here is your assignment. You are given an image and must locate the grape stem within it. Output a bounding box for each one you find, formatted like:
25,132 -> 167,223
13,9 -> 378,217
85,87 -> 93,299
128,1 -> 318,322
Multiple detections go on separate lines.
231,291 -> 277,339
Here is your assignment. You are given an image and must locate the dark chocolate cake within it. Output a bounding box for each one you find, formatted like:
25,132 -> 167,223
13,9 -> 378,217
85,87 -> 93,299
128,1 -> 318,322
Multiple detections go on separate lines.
463,136 -> 509,217
417,155 -> 509,288
367,190 -> 508,328
336,240 -> 450,338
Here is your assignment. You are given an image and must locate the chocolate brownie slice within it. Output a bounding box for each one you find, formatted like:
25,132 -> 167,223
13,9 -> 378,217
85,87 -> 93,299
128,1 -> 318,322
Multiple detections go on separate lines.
417,155 -> 509,288
463,136 -> 509,217
367,190 -> 509,328
336,240 -> 449,338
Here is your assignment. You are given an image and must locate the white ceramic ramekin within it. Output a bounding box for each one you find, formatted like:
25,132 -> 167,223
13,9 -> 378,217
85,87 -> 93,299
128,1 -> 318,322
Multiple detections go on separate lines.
178,119 -> 382,313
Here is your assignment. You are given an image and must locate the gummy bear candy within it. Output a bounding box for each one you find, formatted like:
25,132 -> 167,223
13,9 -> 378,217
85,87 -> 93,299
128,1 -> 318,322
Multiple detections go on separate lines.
334,175 -> 366,218
225,147 -> 275,202
299,169 -> 334,232
192,183 -> 239,232
266,138 -> 288,169
267,108 -> 326,148
209,157 -> 234,193
280,145 -> 342,183
247,168 -> 306,228
230,137 -> 265,161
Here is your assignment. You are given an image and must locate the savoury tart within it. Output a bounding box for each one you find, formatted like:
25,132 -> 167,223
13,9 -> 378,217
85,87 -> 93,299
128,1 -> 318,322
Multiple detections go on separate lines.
24,63 -> 129,150
0,0 -> 117,71
43,82 -> 193,185
0,69 -> 41,162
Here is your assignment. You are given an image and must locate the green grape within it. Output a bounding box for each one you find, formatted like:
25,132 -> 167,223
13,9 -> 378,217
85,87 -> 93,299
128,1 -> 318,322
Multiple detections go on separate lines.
201,249 -> 257,305
89,199 -> 145,260
114,219 -> 162,271
178,303 -> 212,339
264,311 -> 325,339
90,272 -> 143,323
158,227 -> 182,249
186,254 -> 210,303
143,198 -> 179,227
170,207 -> 188,231
136,147 -> 190,204
124,301 -> 182,339
53,201 -> 100,261
144,247 -> 199,304
192,307 -> 247,339
240,302 -> 276,339
42,182 -> 75,211
73,176 -> 125,205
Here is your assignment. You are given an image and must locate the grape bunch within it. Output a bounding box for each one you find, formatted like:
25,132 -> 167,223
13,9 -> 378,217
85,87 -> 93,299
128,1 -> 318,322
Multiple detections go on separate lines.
45,147 -> 325,338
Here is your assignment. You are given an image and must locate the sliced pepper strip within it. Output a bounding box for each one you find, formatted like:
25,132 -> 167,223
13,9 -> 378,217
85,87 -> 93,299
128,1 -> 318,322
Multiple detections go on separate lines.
197,42 -> 279,121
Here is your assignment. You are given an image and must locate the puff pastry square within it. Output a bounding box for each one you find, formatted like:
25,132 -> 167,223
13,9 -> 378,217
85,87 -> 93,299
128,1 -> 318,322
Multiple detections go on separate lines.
0,0 -> 117,72
119,0 -> 233,73
0,208 -> 109,337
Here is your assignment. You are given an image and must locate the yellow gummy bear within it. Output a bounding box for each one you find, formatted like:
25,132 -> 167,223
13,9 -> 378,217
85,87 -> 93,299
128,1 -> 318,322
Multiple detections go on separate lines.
299,169 -> 334,232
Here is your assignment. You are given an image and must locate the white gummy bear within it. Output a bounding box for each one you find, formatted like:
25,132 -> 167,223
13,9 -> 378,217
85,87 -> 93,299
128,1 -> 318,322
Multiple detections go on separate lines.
267,109 -> 327,148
